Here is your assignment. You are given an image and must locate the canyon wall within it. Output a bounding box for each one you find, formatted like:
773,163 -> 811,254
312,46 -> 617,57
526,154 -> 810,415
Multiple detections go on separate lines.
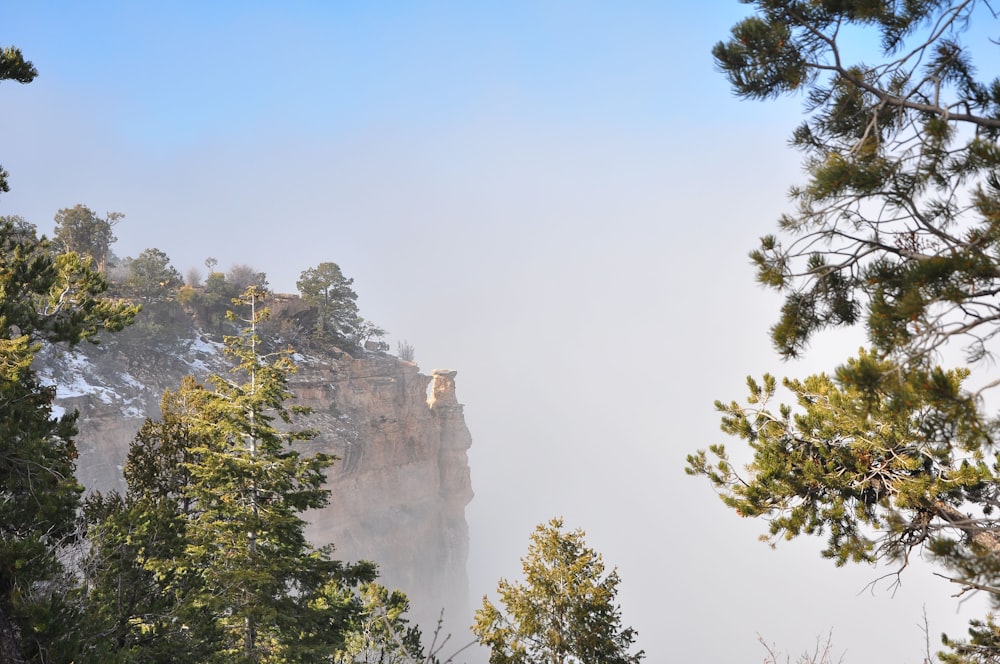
40,330 -> 474,629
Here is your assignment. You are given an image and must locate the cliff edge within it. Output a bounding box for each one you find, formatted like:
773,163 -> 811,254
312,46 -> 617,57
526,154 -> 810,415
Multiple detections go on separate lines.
37,323 -> 474,629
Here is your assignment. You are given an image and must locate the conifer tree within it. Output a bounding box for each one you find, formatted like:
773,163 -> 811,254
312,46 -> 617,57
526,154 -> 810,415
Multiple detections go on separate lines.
52,205 -> 123,274
182,286 -> 346,660
473,518 -> 644,664
333,582 -> 426,664
296,262 -> 387,349
0,45 -> 36,195
0,45 -> 137,661
711,0 -> 1000,363
78,387 -> 222,663
123,248 -> 183,303
691,2 -> 1000,660
82,288 -> 385,662
296,263 -> 359,338
0,217 -> 137,661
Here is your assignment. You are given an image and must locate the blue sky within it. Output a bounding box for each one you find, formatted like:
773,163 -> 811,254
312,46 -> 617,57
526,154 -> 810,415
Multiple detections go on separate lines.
5,3 -> 740,146
1,2 -> 989,661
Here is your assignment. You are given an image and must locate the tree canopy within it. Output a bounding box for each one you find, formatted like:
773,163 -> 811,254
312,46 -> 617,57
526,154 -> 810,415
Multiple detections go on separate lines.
296,262 -> 386,350
689,1 -> 1000,660
0,216 -> 137,661
714,0 -> 1000,364
53,205 -> 123,274
0,45 -> 36,195
123,247 -> 183,303
473,518 -> 644,664
79,289 -> 425,663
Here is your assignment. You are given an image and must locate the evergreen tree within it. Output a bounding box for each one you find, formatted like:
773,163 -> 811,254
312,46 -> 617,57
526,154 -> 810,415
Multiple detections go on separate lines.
0,45 -> 36,195
0,217 -> 137,661
333,582 -> 426,664
473,518 -> 644,664
53,205 -> 123,274
182,287 -> 346,661
78,387 -> 222,663
691,2 -> 1000,660
296,262 -> 385,349
123,248 -> 183,303
711,0 -> 1000,362
82,288 -> 381,662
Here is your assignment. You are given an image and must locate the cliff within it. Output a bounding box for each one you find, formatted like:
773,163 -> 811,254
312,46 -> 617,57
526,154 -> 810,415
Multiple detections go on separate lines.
36,311 -> 474,628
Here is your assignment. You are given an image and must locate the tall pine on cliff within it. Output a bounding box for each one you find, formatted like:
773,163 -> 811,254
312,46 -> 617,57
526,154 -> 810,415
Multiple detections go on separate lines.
82,288 -> 389,662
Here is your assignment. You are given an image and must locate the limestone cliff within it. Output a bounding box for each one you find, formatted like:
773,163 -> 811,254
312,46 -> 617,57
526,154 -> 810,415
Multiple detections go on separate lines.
36,314 -> 474,628
297,358 -> 474,627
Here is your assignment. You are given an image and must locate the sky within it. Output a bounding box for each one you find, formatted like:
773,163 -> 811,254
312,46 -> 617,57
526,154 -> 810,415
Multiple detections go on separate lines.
0,2 -> 993,661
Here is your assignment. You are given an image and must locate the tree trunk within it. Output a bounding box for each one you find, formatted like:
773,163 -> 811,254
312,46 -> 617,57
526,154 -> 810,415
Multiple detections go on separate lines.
0,607 -> 25,664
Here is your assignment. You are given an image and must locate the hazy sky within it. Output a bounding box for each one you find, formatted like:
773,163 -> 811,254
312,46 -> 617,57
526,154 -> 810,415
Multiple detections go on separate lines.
0,2 -> 988,661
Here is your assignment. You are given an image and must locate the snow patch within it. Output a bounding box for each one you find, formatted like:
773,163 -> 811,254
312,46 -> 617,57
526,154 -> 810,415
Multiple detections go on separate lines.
121,402 -> 146,418
118,372 -> 144,389
184,336 -> 225,372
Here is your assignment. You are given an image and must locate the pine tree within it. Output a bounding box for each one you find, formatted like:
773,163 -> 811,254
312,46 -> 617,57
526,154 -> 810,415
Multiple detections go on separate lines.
711,1 -> 1000,363
52,205 -> 123,274
295,262 -> 387,350
473,518 -> 644,664
692,2 -> 1000,660
0,44 -> 137,661
183,287 -> 344,660
122,248 -> 183,304
0,217 -> 137,661
333,582 -> 426,664
0,45 -> 36,195
78,387 -> 222,663
296,262 -> 361,342
82,287 -> 380,662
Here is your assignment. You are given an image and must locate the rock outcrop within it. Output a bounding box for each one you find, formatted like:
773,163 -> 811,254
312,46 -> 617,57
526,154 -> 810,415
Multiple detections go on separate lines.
296,357 -> 474,626
37,320 -> 474,628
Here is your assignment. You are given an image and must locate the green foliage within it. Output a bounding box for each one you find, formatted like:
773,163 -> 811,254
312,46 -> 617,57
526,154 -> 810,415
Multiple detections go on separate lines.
296,262 -> 385,350
53,205 -> 123,274
181,288 -> 343,661
0,214 -> 36,241
182,271 -> 247,333
688,349 -> 997,564
111,299 -> 193,363
333,582 -> 425,664
473,518 -> 644,664
81,288 -> 395,662
941,616 -> 1000,664
79,489 -> 220,663
101,248 -> 191,355
122,248 -> 183,303
0,50 -> 137,660
0,45 -> 36,84
715,1 -> 1000,361
702,2 -> 1000,658
0,45 -> 36,195
0,217 -> 137,660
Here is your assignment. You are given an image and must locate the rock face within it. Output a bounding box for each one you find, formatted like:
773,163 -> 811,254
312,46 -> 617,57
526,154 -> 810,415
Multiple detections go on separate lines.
37,323 -> 474,628
296,357 -> 474,626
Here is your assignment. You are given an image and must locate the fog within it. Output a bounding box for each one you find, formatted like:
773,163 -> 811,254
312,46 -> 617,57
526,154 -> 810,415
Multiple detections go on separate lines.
0,2 -> 986,660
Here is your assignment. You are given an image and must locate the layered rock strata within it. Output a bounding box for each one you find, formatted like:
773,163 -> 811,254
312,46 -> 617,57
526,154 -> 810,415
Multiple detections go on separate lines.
38,333 -> 474,629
